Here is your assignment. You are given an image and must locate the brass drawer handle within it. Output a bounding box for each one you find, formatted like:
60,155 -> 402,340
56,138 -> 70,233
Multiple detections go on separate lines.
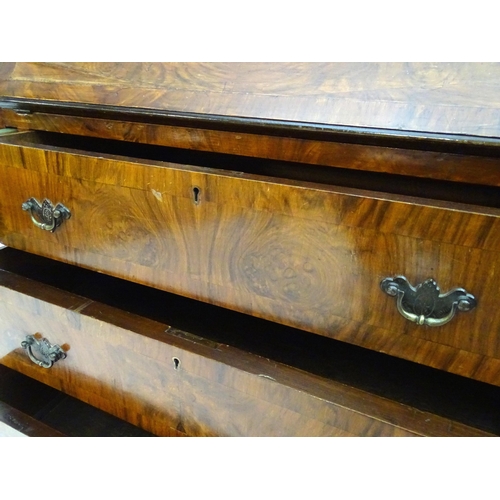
380,276 -> 477,327
21,335 -> 67,368
22,198 -> 71,232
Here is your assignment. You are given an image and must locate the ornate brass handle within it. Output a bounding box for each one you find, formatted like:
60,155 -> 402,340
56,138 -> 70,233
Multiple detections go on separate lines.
22,198 -> 71,232
380,276 -> 477,327
21,335 -> 67,368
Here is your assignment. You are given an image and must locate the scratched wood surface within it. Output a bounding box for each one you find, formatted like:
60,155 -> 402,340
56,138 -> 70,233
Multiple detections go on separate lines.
1,132 -> 500,384
2,62 -> 500,138
0,265 -> 494,437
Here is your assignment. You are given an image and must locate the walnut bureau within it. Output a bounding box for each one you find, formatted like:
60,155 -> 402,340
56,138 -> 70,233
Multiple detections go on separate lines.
0,63 -> 499,437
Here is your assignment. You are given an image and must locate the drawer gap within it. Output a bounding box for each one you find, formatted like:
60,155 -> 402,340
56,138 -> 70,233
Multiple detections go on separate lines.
0,364 -> 154,437
2,130 -> 500,210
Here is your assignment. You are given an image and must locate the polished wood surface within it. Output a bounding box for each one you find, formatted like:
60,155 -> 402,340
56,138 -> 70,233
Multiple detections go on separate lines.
0,260 -> 493,437
0,131 -> 500,384
2,63 -> 500,138
2,109 -> 500,187
2,63 -> 500,436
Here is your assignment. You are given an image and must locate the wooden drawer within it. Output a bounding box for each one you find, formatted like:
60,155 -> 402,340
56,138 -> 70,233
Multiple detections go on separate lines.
1,131 -> 500,385
0,248 -> 498,437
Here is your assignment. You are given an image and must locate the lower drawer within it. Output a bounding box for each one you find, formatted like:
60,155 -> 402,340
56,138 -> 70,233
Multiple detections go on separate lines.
0,248 -> 498,437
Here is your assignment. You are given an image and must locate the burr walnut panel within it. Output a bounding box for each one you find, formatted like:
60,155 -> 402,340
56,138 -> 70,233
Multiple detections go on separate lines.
1,131 -> 500,384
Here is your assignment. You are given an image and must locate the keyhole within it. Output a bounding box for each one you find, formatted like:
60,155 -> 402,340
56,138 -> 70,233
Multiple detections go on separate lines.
172,357 -> 181,370
192,186 -> 201,205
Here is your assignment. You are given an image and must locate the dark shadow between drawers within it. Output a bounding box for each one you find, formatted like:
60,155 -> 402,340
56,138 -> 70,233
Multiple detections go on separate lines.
1,247 -> 500,436
2,130 -> 500,208
0,364 -> 153,436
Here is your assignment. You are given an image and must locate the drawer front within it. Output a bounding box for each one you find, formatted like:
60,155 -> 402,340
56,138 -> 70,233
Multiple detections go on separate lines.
0,266 -> 492,437
1,132 -> 500,384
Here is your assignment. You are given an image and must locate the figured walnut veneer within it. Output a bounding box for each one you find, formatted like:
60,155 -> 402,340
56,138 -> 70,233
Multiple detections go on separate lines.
0,132 -> 499,384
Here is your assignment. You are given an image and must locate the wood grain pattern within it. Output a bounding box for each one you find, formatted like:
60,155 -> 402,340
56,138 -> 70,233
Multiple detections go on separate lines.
3,63 -> 500,437
0,268 -> 492,437
2,109 -> 500,187
1,132 -> 500,383
2,63 -> 500,139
